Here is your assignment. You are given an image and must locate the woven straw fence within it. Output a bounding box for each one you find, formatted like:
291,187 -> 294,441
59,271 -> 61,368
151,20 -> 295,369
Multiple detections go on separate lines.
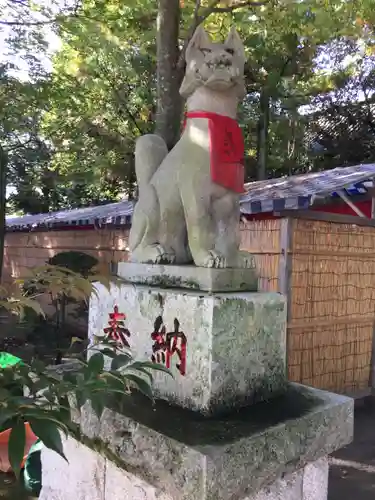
288,218 -> 375,394
239,218 -> 281,293
3,228 -> 130,283
240,216 -> 375,395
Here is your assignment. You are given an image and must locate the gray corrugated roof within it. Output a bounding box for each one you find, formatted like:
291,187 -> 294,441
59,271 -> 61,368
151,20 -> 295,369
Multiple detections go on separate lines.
241,163 -> 375,214
6,200 -> 134,230
6,163 -> 375,230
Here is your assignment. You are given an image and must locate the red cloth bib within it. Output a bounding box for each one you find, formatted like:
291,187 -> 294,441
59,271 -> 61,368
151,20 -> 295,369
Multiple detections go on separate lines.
184,111 -> 245,193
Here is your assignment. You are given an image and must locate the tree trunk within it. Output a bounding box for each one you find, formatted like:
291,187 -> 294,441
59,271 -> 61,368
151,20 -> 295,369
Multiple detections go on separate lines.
0,146 -> 7,283
287,113 -> 297,176
257,89 -> 270,180
155,0 -> 182,150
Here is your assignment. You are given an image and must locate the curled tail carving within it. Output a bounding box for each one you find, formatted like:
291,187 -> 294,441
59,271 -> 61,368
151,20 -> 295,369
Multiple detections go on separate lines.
135,134 -> 168,191
129,134 -> 168,257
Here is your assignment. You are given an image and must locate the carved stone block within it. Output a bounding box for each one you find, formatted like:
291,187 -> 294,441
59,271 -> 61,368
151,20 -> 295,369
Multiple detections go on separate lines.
88,281 -> 286,414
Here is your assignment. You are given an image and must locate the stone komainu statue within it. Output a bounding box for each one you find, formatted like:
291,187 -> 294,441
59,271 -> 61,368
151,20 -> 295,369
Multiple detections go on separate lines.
129,26 -> 253,269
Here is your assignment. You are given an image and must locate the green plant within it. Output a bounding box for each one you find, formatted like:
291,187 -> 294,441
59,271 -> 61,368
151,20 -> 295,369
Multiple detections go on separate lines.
0,344 -> 170,477
48,251 -> 98,277
22,255 -> 100,333
0,265 -> 172,478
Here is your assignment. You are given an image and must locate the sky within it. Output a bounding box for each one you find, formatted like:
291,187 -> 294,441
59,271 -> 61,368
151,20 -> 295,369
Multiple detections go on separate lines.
0,2 -> 63,202
0,0 -> 67,79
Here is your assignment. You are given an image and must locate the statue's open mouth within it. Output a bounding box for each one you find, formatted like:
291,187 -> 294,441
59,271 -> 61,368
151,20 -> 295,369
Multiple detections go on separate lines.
205,72 -> 234,88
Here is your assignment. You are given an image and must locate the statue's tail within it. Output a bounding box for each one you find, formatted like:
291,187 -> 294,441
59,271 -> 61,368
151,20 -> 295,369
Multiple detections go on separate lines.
135,134 -> 168,190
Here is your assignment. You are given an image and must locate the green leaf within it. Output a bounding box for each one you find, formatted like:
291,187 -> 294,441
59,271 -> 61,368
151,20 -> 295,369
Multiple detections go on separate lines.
101,370 -> 124,384
11,396 -> 38,408
75,388 -> 88,409
18,297 -> 45,318
0,388 -> 10,401
111,353 -> 132,371
57,396 -> 72,423
22,413 -> 69,436
93,347 -> 116,358
31,359 -> 47,374
99,372 -> 125,392
29,419 -> 67,462
63,372 -> 78,385
33,376 -> 53,393
90,395 -> 105,419
124,373 -> 154,400
42,389 -> 57,404
87,352 -> 104,377
126,366 -> 153,384
129,361 -> 173,377
8,420 -> 26,478
0,409 -> 18,429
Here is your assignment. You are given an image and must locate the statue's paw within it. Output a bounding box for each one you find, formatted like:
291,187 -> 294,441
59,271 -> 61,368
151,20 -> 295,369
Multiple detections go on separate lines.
155,248 -> 176,265
134,244 -> 176,264
236,251 -> 255,269
195,250 -> 227,268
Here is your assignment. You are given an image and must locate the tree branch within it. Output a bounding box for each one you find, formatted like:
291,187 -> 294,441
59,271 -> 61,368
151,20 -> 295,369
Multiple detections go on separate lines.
0,19 -> 56,26
212,0 -> 267,12
92,63 -> 147,136
5,136 -> 34,154
177,0 -> 267,70
177,0 -> 220,70
83,121 -> 128,147
193,0 -> 202,18
0,1 -> 99,27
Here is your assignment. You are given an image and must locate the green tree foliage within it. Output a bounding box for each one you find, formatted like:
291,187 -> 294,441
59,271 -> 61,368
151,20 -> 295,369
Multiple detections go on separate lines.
233,1 -> 375,178
1,0 -> 375,213
304,38 -> 375,170
0,0 -> 125,216
43,0 -> 375,185
43,2 -> 157,195
0,68 -> 53,213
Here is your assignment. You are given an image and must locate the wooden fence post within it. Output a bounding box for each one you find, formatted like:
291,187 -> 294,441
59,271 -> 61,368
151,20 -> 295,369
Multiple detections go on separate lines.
370,182 -> 375,393
278,217 -> 293,378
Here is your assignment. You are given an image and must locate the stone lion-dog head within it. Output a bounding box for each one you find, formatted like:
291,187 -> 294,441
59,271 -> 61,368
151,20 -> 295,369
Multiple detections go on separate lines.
180,26 -> 246,100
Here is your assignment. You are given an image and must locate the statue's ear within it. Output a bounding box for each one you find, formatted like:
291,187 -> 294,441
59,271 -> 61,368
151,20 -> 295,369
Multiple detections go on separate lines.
225,27 -> 245,62
186,26 -> 211,60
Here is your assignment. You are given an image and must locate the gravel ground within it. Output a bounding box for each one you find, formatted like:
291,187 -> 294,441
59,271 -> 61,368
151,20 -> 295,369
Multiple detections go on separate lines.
329,400 -> 375,500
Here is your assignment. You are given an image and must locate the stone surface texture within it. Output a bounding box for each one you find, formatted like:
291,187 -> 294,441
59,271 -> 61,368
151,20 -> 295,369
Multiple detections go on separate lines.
302,458 -> 329,500
89,282 -> 287,413
118,262 -> 258,292
248,457 -> 328,500
104,459 -> 173,500
39,436 -> 329,500
129,27 -> 254,269
39,435 -> 105,500
61,381 -> 352,500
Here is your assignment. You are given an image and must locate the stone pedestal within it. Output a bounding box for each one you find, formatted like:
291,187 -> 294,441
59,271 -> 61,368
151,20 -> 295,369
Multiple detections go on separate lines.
40,436 -> 329,500
39,381 -> 352,500
40,263 -> 354,500
88,282 -> 286,414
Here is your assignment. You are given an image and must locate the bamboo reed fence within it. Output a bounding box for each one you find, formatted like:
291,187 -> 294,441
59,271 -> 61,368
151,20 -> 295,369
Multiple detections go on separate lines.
240,213 -> 375,396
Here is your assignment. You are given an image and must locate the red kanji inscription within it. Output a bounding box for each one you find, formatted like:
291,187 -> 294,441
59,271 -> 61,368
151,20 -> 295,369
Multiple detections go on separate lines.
151,316 -> 187,376
103,305 -> 131,348
151,316 -> 168,365
223,129 -> 235,159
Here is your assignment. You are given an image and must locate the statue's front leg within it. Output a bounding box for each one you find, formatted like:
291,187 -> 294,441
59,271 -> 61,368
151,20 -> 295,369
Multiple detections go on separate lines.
129,185 -> 175,264
181,185 -> 227,268
213,193 -> 255,269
